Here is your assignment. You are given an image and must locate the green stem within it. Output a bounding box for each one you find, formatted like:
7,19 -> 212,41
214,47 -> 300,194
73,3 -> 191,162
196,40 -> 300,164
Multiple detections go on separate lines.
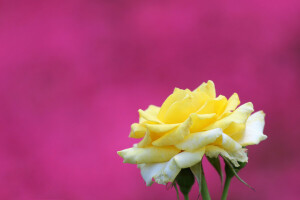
200,163 -> 211,200
184,194 -> 189,200
221,177 -> 232,200
201,170 -> 211,200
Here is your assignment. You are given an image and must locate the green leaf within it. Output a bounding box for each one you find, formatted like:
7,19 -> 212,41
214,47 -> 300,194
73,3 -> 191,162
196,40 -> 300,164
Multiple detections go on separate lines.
207,156 -> 223,184
175,168 -> 195,200
190,162 -> 211,200
223,157 -> 254,190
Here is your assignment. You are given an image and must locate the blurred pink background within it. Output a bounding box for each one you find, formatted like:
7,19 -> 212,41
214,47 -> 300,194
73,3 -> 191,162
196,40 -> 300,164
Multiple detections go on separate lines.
0,0 -> 300,199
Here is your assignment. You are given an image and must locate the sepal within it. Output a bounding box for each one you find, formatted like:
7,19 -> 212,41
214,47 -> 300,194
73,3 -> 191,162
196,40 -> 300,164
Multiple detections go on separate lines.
207,156 -> 223,184
175,168 -> 195,200
223,157 -> 254,190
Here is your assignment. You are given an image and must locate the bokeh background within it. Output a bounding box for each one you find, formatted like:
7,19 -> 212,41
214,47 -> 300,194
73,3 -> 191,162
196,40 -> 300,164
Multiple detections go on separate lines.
0,0 -> 300,199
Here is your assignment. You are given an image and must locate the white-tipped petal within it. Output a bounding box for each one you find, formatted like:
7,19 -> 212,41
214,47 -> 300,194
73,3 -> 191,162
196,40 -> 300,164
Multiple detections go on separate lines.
238,111 -> 267,146
205,145 -> 248,167
138,158 -> 181,186
138,163 -> 165,186
173,148 -> 205,168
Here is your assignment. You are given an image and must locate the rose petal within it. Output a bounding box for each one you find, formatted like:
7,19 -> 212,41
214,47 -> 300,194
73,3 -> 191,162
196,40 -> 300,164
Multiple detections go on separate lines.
158,88 -> 187,121
194,80 -> 216,98
190,113 -> 216,132
205,145 -> 248,167
139,109 -> 162,124
139,105 -> 161,123
225,93 -> 241,113
221,133 -> 242,151
138,163 -> 165,186
137,129 -> 152,147
237,111 -> 267,146
152,117 -> 192,146
197,95 -> 227,116
162,89 -> 204,123
219,93 -> 240,118
206,102 -> 254,130
145,123 -> 179,135
129,123 -> 147,138
117,146 -> 180,164
173,148 -> 205,168
175,128 -> 222,151
223,122 -> 246,140
138,158 -> 181,186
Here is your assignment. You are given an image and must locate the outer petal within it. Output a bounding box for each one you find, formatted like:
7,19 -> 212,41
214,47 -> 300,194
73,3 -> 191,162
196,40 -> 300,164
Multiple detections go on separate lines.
138,163 -> 165,186
206,102 -> 254,130
139,105 -> 161,123
173,148 -> 205,168
194,80 -> 216,98
139,109 -> 162,124
145,105 -> 161,115
205,145 -> 248,167
117,146 -> 180,164
175,128 -> 222,151
152,117 -> 192,146
129,123 -> 146,138
237,111 -> 267,146
138,158 -> 181,186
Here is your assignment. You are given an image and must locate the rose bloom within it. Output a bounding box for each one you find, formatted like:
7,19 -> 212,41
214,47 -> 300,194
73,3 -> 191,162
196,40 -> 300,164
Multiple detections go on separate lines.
118,81 -> 267,186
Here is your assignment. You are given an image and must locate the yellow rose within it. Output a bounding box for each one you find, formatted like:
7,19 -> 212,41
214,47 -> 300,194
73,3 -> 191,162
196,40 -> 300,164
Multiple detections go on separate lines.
118,80 -> 267,186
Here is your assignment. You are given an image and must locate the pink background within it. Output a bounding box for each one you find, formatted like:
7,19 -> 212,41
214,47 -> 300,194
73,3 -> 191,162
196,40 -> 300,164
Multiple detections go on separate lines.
0,0 -> 300,199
